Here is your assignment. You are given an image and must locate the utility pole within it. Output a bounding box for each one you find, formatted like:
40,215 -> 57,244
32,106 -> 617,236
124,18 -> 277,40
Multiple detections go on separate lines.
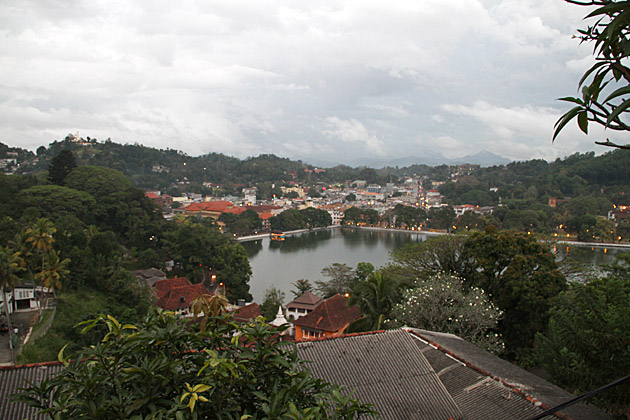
2,287 -> 16,365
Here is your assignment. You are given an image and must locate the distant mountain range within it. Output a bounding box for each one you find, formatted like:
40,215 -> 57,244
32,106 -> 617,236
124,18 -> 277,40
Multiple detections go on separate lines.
306,150 -> 511,168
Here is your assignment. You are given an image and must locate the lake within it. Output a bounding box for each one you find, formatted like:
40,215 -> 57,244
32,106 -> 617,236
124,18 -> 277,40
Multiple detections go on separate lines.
241,227 -> 627,303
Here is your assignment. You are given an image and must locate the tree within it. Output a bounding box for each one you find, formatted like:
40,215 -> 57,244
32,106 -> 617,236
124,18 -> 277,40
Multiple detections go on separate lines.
308,187 -> 322,198
347,271 -> 400,331
47,150 -> 77,185
535,272 -> 630,414
13,313 -> 376,419
389,273 -> 504,354
24,218 -> 57,315
387,235 -> 470,281
316,263 -> 356,298
426,206 -> 455,230
345,193 -> 356,202
464,228 -> 567,355
260,286 -> 285,320
270,209 -> 307,231
301,207 -> 332,228
0,245 -> 22,364
34,249 -> 70,299
291,279 -> 313,297
554,1 -> 630,150
163,219 -> 252,302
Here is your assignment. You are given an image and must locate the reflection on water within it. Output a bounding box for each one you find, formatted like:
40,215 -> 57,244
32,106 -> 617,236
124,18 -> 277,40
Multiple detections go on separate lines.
552,243 -> 624,266
242,228 -> 430,302
242,229 -> 627,303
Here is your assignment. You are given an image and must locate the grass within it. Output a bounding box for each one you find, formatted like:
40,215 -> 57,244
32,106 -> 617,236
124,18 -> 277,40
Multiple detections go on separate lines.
18,288 -> 114,363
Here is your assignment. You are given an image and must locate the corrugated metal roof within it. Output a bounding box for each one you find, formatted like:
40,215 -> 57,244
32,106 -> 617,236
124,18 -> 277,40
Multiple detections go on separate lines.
297,330 -> 462,420
408,329 -> 610,420
0,363 -> 64,420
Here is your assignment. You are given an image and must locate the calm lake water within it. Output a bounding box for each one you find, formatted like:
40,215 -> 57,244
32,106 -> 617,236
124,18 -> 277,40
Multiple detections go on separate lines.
241,228 -> 627,303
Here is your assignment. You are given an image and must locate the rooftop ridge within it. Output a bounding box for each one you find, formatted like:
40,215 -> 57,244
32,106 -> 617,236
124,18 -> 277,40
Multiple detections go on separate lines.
294,329 -> 386,343
0,360 -> 62,371
406,329 -> 570,420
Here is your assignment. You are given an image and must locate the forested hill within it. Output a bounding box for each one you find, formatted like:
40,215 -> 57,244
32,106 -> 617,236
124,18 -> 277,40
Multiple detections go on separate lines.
438,150 -> 630,208
2,137 -> 629,204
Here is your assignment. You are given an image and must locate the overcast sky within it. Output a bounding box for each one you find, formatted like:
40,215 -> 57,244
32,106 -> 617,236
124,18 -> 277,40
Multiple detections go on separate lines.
0,0 -> 622,165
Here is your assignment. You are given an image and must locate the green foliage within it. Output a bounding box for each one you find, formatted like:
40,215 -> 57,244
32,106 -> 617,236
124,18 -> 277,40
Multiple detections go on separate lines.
464,228 -> 567,355
554,1 -> 630,149
389,204 -> 427,229
387,235 -> 469,281
426,206 -> 455,230
20,185 -> 96,222
270,209 -> 307,231
219,209 -> 262,235
14,313 -> 377,420
316,263 -> 356,299
291,279 -> 314,297
347,271 -> 401,332
342,207 -> 378,226
164,218 -> 252,302
47,150 -> 76,185
535,271 -> 630,414
260,286 -> 285,320
389,273 -> 504,354
301,207 -> 332,228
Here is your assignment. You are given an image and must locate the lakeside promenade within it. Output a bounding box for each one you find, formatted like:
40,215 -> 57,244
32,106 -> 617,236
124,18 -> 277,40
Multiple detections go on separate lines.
237,225 -> 630,249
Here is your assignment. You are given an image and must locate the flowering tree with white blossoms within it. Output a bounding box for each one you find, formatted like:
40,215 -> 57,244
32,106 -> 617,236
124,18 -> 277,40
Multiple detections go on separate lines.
389,272 -> 504,354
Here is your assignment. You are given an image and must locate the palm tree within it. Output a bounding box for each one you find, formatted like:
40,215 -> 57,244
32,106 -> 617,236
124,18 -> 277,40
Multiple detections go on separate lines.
0,246 -> 23,365
35,250 -> 69,302
24,218 -> 56,314
348,271 -> 400,331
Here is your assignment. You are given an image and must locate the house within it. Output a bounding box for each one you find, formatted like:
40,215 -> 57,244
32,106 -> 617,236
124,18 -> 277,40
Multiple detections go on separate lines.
285,291 -> 323,321
154,277 -> 213,317
296,328 -> 610,420
293,294 -> 361,341
145,192 -> 173,209
230,302 -> 263,323
184,200 -> 235,219
0,284 -> 47,314
130,268 -> 167,287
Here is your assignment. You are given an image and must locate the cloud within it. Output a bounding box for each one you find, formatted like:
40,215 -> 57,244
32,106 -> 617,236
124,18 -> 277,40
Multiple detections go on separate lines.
323,117 -> 385,155
0,0 -> 607,164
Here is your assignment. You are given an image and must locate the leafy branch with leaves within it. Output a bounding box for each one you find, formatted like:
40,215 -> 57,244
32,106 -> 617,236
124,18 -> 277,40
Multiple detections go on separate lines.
554,0 -> 630,149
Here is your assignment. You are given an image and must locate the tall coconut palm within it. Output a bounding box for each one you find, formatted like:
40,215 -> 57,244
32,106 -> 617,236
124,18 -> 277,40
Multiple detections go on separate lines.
348,271 -> 400,331
35,249 -> 69,302
24,218 -> 56,314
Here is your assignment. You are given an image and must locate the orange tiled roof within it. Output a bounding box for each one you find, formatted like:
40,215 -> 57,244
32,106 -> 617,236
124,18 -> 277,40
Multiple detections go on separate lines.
154,277 -> 191,299
293,294 -> 361,333
231,302 -> 263,322
156,281 -> 212,311
185,201 -> 235,212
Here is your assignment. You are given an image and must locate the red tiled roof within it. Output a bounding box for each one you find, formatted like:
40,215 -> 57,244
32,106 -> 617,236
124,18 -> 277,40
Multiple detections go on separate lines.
231,302 -> 262,323
145,192 -> 160,199
289,291 -> 323,306
293,294 -> 361,333
258,212 -> 273,220
154,277 -> 191,299
157,283 -> 212,311
287,291 -> 324,311
185,201 -> 234,212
